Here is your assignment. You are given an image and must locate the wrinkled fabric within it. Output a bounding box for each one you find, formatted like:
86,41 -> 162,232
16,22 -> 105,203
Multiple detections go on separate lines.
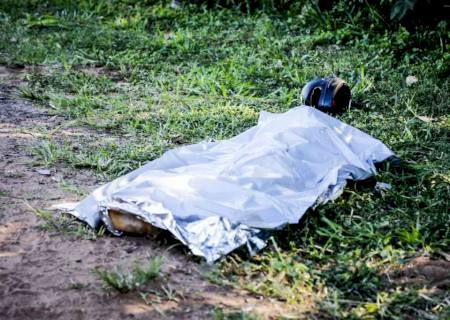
66,106 -> 393,262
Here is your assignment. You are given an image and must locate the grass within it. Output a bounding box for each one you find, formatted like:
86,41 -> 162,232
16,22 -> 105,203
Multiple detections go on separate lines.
68,279 -> 87,290
213,308 -> 260,320
139,284 -> 183,305
58,178 -> 90,198
1,0 -> 448,318
33,207 -> 106,240
95,257 -> 164,293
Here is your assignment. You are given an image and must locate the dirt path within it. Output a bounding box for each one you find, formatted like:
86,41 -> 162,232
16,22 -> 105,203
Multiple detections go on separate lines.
0,68 -> 286,320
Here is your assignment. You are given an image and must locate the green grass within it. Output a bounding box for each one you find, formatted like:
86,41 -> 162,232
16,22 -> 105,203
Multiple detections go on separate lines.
213,308 -> 260,320
95,257 -> 164,293
33,207 -> 106,240
139,284 -> 183,305
1,0 -> 448,318
68,279 -> 87,290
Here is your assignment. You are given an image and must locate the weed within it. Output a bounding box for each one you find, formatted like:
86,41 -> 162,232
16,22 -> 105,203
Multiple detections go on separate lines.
32,207 -> 104,240
139,284 -> 183,305
213,308 -> 259,320
68,279 -> 87,290
95,257 -> 164,293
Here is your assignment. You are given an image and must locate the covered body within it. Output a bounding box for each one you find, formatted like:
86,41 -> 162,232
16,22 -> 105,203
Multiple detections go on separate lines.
68,106 -> 393,262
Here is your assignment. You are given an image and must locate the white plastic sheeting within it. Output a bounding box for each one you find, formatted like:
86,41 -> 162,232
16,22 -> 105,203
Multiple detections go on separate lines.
66,106 -> 393,262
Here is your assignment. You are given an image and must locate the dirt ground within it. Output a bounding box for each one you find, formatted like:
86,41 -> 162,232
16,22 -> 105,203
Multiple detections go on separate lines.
0,67 -> 292,320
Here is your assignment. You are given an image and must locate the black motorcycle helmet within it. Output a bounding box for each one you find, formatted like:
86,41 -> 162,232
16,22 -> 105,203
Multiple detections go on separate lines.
301,76 -> 351,113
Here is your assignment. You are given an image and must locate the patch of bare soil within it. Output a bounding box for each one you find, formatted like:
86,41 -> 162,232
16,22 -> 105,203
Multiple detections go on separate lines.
383,255 -> 450,291
0,68 -> 292,319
